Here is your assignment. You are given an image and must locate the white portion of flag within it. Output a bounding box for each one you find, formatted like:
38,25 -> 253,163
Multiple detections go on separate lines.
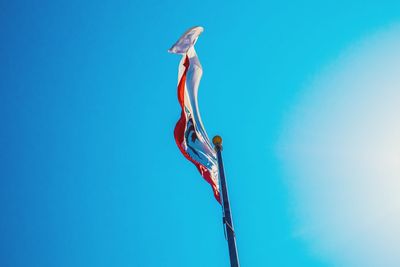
168,26 -> 204,55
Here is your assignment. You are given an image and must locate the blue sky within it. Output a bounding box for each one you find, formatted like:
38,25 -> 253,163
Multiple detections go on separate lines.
1,1 -> 400,266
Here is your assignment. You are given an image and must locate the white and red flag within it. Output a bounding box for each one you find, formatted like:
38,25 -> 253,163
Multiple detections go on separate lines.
169,26 -> 220,203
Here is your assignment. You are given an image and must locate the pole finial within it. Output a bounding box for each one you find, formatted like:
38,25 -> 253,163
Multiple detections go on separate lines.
212,135 -> 222,146
212,135 -> 223,150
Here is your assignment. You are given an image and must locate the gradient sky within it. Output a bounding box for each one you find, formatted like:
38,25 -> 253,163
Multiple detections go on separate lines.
1,1 -> 400,267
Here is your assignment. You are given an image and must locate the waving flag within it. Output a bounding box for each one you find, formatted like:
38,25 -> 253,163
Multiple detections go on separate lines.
169,26 -> 220,203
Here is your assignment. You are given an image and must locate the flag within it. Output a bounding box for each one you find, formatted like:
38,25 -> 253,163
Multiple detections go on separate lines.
169,26 -> 220,203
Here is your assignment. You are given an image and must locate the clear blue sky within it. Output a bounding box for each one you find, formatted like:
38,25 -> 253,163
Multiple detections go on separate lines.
1,1 -> 399,266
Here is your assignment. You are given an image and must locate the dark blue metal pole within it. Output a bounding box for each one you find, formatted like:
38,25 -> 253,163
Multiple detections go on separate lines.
213,135 -> 240,267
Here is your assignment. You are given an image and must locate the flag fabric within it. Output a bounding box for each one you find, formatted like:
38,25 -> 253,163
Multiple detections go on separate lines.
169,26 -> 220,203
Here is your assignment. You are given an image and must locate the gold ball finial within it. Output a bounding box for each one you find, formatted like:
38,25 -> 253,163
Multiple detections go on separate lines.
212,135 -> 223,146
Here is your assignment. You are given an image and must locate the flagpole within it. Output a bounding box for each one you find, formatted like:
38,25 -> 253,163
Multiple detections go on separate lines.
212,135 -> 240,267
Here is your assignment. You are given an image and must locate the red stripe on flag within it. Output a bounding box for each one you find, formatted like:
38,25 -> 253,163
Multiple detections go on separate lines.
174,56 -> 221,203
